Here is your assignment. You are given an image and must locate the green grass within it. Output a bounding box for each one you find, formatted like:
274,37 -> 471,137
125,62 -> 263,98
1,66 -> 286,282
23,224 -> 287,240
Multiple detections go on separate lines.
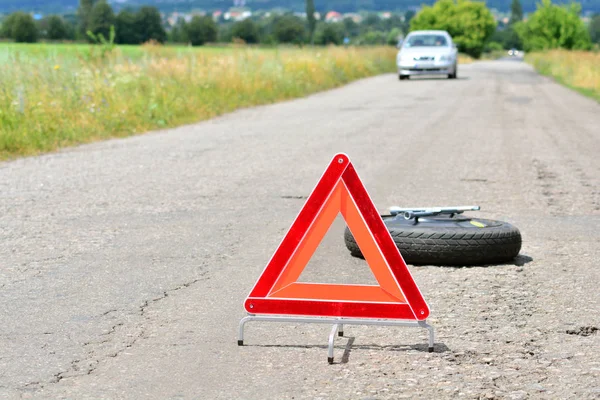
0,43 -> 397,160
526,50 -> 600,102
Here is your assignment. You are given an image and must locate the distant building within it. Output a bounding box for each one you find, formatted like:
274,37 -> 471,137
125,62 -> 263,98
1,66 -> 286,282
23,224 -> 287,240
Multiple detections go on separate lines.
325,11 -> 342,23
224,9 -> 251,21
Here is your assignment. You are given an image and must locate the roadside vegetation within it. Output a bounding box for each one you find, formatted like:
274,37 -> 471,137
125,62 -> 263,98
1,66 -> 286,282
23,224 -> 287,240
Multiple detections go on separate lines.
512,0 -> 599,102
1,0 -> 599,158
526,50 -> 600,101
0,44 -> 396,159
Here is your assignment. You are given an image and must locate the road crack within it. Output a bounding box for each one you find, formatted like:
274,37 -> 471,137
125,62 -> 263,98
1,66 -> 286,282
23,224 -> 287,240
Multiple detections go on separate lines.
20,272 -> 209,392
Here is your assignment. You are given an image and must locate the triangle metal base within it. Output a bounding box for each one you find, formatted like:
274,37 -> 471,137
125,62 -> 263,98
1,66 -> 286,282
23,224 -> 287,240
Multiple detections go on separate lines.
237,314 -> 435,364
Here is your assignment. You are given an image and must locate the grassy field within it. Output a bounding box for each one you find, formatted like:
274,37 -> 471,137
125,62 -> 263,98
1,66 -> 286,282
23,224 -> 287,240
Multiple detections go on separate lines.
526,50 -> 600,102
0,43 -> 397,160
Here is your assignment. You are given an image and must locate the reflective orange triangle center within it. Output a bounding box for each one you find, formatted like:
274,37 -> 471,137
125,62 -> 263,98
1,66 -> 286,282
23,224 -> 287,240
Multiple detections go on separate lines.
267,181 -> 406,303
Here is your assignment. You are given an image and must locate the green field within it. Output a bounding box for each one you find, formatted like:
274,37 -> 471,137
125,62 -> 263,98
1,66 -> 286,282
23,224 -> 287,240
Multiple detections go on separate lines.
0,43 -> 396,160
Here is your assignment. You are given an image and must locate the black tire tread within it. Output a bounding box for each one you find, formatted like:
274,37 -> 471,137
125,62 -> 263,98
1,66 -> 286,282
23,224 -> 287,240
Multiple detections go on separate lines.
344,218 -> 521,266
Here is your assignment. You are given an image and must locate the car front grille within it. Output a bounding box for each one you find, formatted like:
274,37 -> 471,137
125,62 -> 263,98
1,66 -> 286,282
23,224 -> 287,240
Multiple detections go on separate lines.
408,68 -> 443,71
414,56 -> 434,61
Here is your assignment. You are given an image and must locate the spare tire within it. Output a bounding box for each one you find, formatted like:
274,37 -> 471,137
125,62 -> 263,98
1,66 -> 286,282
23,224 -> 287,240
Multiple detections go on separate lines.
344,214 -> 521,266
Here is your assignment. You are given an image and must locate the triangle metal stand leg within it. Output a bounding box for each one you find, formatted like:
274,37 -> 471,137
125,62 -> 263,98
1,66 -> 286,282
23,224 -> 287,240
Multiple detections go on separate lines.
328,324 -> 339,364
238,315 -> 435,363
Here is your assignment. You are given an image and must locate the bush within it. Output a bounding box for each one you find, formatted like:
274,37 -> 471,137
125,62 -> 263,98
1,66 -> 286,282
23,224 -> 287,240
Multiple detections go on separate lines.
358,30 -> 387,45
387,28 -> 403,46
410,0 -> 496,58
484,41 -> 504,52
514,0 -> 591,51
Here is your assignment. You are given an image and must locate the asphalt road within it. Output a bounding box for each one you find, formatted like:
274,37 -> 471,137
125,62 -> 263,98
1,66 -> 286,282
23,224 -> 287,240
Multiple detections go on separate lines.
1,59 -> 599,399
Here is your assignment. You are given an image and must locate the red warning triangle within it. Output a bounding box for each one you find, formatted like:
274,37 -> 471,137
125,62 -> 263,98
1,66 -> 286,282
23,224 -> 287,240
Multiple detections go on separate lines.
244,153 -> 430,321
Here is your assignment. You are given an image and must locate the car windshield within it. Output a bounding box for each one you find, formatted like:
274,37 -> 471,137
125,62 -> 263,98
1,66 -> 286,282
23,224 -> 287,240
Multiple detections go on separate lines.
403,34 -> 448,48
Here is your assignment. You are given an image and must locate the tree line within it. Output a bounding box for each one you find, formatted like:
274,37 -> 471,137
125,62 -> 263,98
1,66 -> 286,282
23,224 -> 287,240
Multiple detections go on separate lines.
1,0 -> 599,54
0,1 -> 168,44
489,0 -> 598,52
0,0 -> 415,46
408,0 -> 597,56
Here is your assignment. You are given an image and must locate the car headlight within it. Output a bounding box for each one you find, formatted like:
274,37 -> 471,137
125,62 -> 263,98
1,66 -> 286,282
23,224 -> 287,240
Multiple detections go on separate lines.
438,55 -> 451,61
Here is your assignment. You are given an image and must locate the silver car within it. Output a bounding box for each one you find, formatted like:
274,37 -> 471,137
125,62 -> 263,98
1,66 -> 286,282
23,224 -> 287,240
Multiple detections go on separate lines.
396,30 -> 458,80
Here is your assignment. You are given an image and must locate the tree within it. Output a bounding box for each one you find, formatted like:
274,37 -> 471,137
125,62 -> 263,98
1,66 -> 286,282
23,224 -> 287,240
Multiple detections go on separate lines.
7,12 -> 39,42
382,14 -> 403,32
115,10 -> 138,44
78,0 -> 95,37
47,15 -> 68,40
403,10 -> 416,33
168,17 -> 188,43
274,15 -> 305,44
590,13 -> 600,44
218,23 -> 233,43
514,0 -> 591,51
87,0 -> 115,41
306,0 -> 316,44
387,27 -> 403,46
0,12 -> 18,38
491,26 -> 522,49
315,22 -> 342,45
410,0 -> 496,58
115,10 -> 141,44
363,13 -> 381,29
61,13 -> 78,40
509,0 -> 523,24
135,6 -> 166,44
231,19 -> 260,43
342,17 -> 359,37
186,15 -> 217,46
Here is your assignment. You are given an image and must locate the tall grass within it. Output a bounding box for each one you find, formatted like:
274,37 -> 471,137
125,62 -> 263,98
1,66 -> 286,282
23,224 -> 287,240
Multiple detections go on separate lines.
0,43 -> 396,159
526,50 -> 600,102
